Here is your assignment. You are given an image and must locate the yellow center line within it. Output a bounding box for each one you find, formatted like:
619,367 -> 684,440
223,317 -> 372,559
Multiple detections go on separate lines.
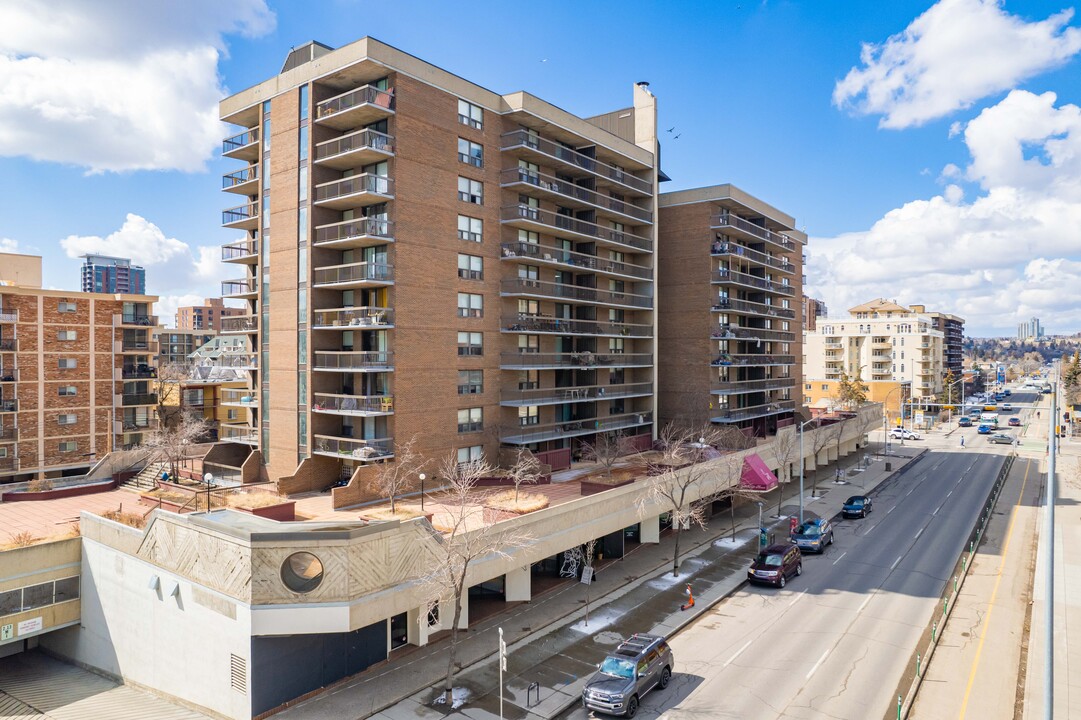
958,459 -> 1032,720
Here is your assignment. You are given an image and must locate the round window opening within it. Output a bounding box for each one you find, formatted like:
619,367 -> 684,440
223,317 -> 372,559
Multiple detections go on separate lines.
280,552 -> 324,593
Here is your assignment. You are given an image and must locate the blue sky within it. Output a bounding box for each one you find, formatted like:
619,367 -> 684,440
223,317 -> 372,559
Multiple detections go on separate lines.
1,0 -> 1080,336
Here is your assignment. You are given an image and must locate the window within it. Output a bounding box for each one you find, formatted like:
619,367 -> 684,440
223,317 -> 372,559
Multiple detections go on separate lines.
518,405 -> 539,426
59,386 -> 77,397
457,254 -> 483,280
458,215 -> 482,242
458,99 -> 483,129
57,330 -> 76,341
299,84 -> 309,121
457,445 -> 483,464
58,441 -> 77,453
457,331 -> 483,356
457,138 -> 483,167
518,229 -> 539,244
458,370 -> 483,395
58,414 -> 77,426
458,176 -> 483,204
518,334 -> 539,353
58,358 -> 77,369
457,407 -> 483,433
518,370 -> 539,390
457,293 -> 483,318
299,125 -> 309,162
518,299 -> 539,316
58,302 -> 77,313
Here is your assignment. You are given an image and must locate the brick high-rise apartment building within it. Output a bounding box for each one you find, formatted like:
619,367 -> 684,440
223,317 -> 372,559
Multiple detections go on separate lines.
175,297 -> 245,331
219,38 -> 658,485
0,253 -> 159,481
657,186 -> 804,436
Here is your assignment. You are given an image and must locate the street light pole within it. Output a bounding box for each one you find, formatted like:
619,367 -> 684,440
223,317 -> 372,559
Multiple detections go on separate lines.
797,417 -> 816,525
419,472 -> 426,511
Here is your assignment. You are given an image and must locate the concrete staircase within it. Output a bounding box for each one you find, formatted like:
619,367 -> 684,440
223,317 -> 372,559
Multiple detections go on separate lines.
120,461 -> 165,493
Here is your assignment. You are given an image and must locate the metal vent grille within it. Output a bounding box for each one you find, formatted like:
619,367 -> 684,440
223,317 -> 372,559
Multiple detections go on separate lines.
230,654 -> 246,694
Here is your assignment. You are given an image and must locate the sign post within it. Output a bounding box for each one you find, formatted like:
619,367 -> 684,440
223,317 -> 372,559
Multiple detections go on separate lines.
499,627 -> 506,720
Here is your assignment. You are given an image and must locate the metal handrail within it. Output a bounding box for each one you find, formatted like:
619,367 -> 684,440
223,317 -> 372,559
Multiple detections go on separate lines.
501,278 -> 652,309
316,85 -> 395,119
314,173 -> 394,201
500,167 -> 652,223
501,205 -> 652,252
500,129 -> 652,195
222,128 -> 259,154
499,241 -> 651,280
315,128 -> 394,161
314,217 -> 393,245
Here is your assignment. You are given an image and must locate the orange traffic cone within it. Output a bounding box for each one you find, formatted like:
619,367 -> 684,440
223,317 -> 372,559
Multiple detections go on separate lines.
680,583 -> 695,611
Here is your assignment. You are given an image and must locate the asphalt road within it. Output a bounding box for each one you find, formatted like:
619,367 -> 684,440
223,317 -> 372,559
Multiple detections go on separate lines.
560,450 -> 1007,720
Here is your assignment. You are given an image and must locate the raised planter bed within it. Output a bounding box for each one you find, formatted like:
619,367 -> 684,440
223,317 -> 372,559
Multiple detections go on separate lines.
2,479 -> 117,502
139,494 -> 191,513
235,501 -> 296,522
474,474 -> 552,487
580,477 -> 635,496
359,509 -> 434,524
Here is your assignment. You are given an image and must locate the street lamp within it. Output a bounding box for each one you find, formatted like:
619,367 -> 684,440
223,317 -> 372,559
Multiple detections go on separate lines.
797,417 -> 818,525
203,472 -> 214,512
757,501 -> 766,551
418,472 -> 426,511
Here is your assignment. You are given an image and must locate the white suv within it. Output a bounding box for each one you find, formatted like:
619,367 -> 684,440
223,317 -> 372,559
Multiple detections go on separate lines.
888,428 -> 921,440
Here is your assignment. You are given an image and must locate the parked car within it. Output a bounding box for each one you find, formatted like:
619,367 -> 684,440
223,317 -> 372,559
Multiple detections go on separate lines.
1008,417 -> 1021,427
989,433 -> 1015,445
888,428 -> 921,440
842,495 -> 873,518
958,417 -> 973,427
748,542 -> 803,588
978,424 -> 993,434
792,518 -> 834,553
583,634 -> 673,718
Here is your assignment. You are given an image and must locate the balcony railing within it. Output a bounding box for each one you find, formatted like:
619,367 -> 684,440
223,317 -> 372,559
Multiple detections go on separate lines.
501,410 -> 653,445
0,368 -> 17,382
222,277 -> 258,297
500,129 -> 652,195
711,326 -> 796,343
222,202 -> 259,228
312,261 -> 394,287
122,393 -> 158,407
313,217 -> 394,248
312,393 -> 394,415
314,174 -> 393,206
220,315 -> 258,333
315,85 -> 395,122
222,165 -> 259,190
500,241 -> 651,280
314,128 -> 394,166
222,128 -> 259,156
215,354 -> 258,369
710,297 -> 796,319
312,307 -> 393,329
711,242 -> 794,273
119,314 -> 158,327
0,399 -> 17,412
500,351 -> 653,369
501,205 -> 652,253
119,341 -> 152,352
312,434 -> 394,461
121,366 -> 156,379
0,427 -> 18,441
500,278 -> 652,309
710,354 -> 796,367
503,314 -> 653,338
711,377 -> 796,394
222,239 -> 258,262
0,311 -> 16,323
711,269 -> 795,296
500,381 -> 653,407
0,339 -> 17,352
221,424 -> 258,444
499,168 -> 652,223
312,351 -> 394,371
710,214 -> 795,251
0,456 -> 19,473
221,389 -> 258,407
121,418 -> 153,431
712,400 -> 796,423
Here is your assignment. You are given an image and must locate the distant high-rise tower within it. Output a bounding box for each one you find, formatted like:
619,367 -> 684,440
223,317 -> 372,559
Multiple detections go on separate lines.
1017,317 -> 1043,340
80,255 -> 146,295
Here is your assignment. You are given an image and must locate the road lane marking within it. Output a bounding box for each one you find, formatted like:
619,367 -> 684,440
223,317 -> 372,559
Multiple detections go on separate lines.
806,649 -> 830,679
832,551 -> 847,565
958,461 -> 1031,720
865,524 -> 876,535
946,489 -> 953,498
724,640 -> 753,667
932,504 -> 942,516
886,506 -> 895,514
907,488 -> 915,497
914,527 -> 924,540
788,590 -> 807,608
857,595 -> 872,614
890,555 -> 902,570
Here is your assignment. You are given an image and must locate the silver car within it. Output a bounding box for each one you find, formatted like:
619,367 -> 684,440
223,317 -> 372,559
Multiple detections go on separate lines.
583,634 -> 673,717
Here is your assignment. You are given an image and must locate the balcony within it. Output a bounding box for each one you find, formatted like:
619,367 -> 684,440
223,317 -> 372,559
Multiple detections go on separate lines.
315,128 -> 395,169
0,339 -> 18,352
0,310 -> 16,323
312,261 -> 394,289
0,427 -> 18,442
221,389 -> 258,408
0,456 -> 19,474
499,381 -> 652,407
314,174 -> 394,210
312,307 -> 393,329
312,393 -> 394,416
222,277 -> 258,299
312,351 -> 394,372
501,410 -> 653,445
712,400 -> 796,423
710,214 -> 795,252
710,297 -> 796,319
215,354 -> 258,370
711,354 -> 795,367
121,366 -> 156,380
499,241 -> 651,280
116,314 -> 158,328
0,399 -> 17,413
222,128 -> 260,161
503,315 -> 652,338
871,354 -> 892,362
314,85 -> 395,130
313,434 -> 394,461
223,202 -> 259,230
500,168 -> 652,224
711,269 -> 795,296
116,340 -> 153,354
222,165 -> 259,195
500,129 -> 652,196
222,239 -> 259,264
711,242 -> 794,274
501,205 -> 652,253
313,217 -> 394,250
500,351 -> 652,370
0,368 -> 16,383
500,278 -> 652,309
221,423 -> 258,445
711,377 -> 797,395
118,417 -> 152,432
121,393 -> 158,407
220,315 -> 258,334
711,326 -> 795,343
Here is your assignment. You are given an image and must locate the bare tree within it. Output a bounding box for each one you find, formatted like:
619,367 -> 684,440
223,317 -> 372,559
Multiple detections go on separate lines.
367,435 -> 429,514
507,448 -> 543,503
831,416 -> 849,481
581,431 -> 634,477
141,411 -> 214,481
708,450 -> 755,541
152,362 -> 190,430
807,419 -> 833,498
771,426 -> 799,518
418,453 -> 531,706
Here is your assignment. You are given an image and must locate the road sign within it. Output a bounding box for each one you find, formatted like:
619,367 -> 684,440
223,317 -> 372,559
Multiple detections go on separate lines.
1,623 -> 12,641
580,566 -> 594,585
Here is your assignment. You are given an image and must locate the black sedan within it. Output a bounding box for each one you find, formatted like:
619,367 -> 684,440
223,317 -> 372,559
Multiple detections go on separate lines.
842,495 -> 873,518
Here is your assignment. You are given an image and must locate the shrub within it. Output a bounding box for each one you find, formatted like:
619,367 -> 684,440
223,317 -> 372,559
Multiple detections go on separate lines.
6,531 -> 38,548
484,489 -> 549,514
101,509 -> 147,528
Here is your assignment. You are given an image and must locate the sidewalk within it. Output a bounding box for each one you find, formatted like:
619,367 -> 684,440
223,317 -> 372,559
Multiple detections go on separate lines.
275,446 -> 923,720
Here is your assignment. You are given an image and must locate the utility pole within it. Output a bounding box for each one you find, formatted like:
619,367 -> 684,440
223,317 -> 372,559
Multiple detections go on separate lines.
1044,376 -> 1057,718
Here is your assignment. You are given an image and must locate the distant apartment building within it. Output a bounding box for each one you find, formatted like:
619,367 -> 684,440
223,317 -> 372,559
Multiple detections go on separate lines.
911,305 -> 964,380
803,296 -> 827,333
0,252 -> 158,480
803,298 -> 944,416
175,297 -> 246,331
218,37 -> 659,487
1018,316 -> 1043,340
80,254 -> 146,295
154,328 -> 217,366
657,185 -> 804,436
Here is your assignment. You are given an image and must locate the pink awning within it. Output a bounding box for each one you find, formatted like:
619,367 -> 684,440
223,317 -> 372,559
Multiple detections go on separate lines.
740,453 -> 778,493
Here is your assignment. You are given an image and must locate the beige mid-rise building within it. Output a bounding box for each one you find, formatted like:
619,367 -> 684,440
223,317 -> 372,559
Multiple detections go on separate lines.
218,38 -> 658,489
0,253 -> 159,480
175,297 -> 245,331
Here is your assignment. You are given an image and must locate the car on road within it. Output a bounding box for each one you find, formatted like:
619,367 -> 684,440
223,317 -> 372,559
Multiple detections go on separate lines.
1001,403 -> 1013,412
842,495 -> 873,518
583,634 -> 673,718
977,424 -> 993,434
888,428 -> 921,440
1004,389 -> 1012,396
989,433 -> 1015,445
791,518 -> 834,553
1008,417 -> 1021,427
748,542 -> 802,588
983,403 -> 998,411
958,417 -> 973,427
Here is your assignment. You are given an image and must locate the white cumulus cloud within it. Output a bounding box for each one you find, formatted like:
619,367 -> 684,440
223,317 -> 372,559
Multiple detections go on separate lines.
833,0 -> 1081,129
0,0 -> 275,173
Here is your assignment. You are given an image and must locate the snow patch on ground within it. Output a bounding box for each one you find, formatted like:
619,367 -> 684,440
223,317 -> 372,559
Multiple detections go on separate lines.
645,570 -> 693,590
431,687 -> 472,710
568,607 -> 623,634
713,536 -> 743,548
